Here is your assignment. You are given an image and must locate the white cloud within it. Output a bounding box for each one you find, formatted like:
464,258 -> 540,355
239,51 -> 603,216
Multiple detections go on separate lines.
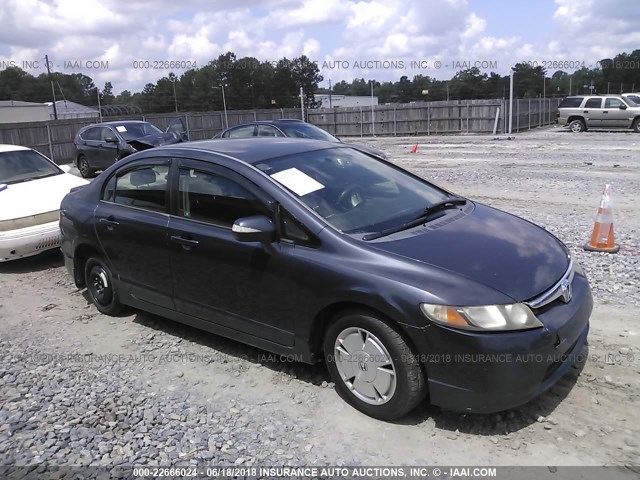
461,13 -> 486,40
270,0 -> 350,27
1,0 -> 638,95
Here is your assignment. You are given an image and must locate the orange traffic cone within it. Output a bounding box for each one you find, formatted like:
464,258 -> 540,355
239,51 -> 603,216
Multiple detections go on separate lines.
410,144 -> 418,153
584,184 -> 619,253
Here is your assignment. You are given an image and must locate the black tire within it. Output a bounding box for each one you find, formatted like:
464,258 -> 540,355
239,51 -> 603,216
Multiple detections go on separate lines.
568,119 -> 586,133
84,257 -> 123,315
324,310 -> 427,420
77,155 -> 95,178
633,118 -> 640,133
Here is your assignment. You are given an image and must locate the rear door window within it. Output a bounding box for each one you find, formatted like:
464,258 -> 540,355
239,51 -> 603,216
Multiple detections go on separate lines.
227,125 -> 257,138
111,165 -> 169,213
584,98 -> 603,108
81,127 -> 101,141
257,125 -> 284,137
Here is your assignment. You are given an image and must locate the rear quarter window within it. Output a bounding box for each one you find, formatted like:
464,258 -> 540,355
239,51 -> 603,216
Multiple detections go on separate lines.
559,98 -> 583,108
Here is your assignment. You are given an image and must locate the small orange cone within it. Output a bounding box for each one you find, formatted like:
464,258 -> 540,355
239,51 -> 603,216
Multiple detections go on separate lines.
410,144 -> 418,153
584,184 -> 619,253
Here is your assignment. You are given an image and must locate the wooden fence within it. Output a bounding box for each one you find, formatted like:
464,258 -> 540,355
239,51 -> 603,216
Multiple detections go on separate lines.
0,98 -> 561,164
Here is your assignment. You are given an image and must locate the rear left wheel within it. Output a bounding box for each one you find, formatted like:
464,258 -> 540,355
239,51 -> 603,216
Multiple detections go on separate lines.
633,118 -> 640,133
569,119 -> 586,133
84,257 -> 123,315
77,155 -> 95,178
324,310 -> 427,420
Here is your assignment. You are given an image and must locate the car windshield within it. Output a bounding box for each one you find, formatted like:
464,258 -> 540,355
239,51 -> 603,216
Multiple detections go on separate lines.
256,147 -> 450,234
0,149 -> 61,185
625,95 -> 640,106
278,123 -> 340,142
114,122 -> 163,141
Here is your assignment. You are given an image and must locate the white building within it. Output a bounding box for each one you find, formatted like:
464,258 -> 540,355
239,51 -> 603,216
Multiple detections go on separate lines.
45,100 -> 100,120
314,94 -> 379,109
0,100 -> 51,123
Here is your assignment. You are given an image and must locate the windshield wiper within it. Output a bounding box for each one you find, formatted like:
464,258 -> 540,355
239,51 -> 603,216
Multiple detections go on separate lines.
362,198 -> 467,241
21,173 -> 56,182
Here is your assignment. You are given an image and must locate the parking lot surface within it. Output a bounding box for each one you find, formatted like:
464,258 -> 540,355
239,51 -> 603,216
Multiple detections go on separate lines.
1,127 -> 639,467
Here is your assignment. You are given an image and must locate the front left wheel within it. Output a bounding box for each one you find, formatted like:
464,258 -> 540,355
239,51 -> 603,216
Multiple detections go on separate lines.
84,257 -> 123,315
324,310 -> 427,420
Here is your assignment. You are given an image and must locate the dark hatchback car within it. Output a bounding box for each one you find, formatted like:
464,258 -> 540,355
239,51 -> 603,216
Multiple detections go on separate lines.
60,138 -> 592,420
74,119 -> 188,178
215,119 -> 387,159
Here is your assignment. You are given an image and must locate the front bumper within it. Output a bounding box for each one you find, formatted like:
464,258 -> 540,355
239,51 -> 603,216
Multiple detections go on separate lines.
0,221 -> 61,262
405,271 -> 593,413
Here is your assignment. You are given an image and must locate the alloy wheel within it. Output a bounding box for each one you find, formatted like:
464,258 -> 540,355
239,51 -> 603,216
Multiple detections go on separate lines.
334,327 -> 397,405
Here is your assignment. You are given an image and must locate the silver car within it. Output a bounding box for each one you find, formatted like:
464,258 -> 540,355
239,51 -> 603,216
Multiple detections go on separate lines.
622,93 -> 640,106
557,95 -> 640,133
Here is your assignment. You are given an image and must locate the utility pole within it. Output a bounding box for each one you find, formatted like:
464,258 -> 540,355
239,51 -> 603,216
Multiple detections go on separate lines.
299,87 -> 305,122
328,79 -> 332,108
569,76 -> 572,96
446,83 -> 450,101
45,55 -> 58,120
96,87 -> 102,122
173,79 -> 178,113
508,71 -> 514,134
221,85 -> 228,129
371,80 -> 375,136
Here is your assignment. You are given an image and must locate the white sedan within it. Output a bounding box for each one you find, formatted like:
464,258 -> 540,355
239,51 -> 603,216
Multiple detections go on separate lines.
0,145 -> 88,262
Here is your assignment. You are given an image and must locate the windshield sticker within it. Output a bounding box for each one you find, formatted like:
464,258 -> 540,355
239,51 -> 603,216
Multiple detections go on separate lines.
270,168 -> 325,196
115,126 -> 127,133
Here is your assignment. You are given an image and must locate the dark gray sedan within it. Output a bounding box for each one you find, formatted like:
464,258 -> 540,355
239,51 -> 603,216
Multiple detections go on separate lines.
60,138 -> 592,420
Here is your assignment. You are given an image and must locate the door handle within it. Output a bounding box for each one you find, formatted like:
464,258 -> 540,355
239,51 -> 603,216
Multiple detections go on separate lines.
603,111 -> 609,114
99,217 -> 119,227
583,110 -> 589,113
171,235 -> 199,248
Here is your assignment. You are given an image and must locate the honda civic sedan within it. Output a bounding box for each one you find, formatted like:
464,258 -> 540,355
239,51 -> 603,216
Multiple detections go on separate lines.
60,138 -> 592,420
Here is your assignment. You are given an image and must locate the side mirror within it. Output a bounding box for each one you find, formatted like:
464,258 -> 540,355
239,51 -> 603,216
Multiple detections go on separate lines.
232,215 -> 275,243
105,136 -> 119,143
619,104 -> 627,110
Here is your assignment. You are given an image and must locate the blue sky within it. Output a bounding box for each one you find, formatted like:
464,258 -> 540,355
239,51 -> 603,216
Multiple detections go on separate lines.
1,0 -> 638,94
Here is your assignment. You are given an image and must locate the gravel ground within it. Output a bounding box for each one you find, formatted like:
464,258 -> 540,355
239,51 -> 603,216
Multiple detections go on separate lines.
1,126 -> 639,472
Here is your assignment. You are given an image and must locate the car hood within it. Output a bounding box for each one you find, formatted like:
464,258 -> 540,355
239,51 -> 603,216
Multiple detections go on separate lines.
128,132 -> 181,151
0,173 -> 88,221
368,203 -> 570,302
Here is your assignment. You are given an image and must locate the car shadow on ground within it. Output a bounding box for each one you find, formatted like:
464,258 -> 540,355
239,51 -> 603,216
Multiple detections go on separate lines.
0,250 -> 63,273
132,310 -> 331,386
129,309 -> 586,432
399,347 -> 587,435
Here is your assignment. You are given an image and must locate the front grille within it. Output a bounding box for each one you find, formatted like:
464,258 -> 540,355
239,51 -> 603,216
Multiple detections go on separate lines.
526,259 -> 574,310
36,235 -> 61,251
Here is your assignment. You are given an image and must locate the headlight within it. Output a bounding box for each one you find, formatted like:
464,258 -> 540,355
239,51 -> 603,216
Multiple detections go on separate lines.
420,303 -> 543,331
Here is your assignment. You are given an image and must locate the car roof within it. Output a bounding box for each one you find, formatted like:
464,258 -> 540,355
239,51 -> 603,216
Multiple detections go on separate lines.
156,138 -> 344,164
0,144 -> 31,153
226,119 -> 306,128
564,95 -> 626,98
81,120 -> 151,129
